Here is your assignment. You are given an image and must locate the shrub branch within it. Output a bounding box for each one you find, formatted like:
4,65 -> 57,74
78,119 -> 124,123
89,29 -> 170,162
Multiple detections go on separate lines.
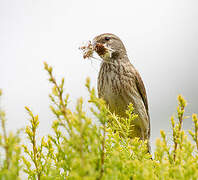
173,95 -> 186,161
0,96 -> 10,169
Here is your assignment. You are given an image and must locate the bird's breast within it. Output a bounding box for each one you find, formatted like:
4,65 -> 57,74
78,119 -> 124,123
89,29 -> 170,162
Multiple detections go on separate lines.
97,62 -> 137,117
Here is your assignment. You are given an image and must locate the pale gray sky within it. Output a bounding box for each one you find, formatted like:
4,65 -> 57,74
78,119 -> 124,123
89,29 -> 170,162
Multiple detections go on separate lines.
0,0 -> 198,149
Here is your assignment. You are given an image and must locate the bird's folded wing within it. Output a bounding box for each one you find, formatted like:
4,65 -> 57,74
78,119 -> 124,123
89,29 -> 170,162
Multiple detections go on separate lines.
135,70 -> 149,117
135,70 -> 150,138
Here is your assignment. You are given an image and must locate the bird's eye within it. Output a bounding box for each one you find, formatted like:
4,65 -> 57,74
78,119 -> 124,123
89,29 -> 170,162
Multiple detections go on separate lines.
104,37 -> 110,41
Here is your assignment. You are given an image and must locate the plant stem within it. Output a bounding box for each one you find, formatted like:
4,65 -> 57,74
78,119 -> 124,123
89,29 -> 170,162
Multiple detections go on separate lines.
32,118 -> 40,180
193,114 -> 198,151
1,115 -> 10,169
98,122 -> 106,180
173,106 -> 184,161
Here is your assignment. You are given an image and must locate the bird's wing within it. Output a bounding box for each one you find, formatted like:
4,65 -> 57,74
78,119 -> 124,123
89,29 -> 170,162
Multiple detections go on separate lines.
135,70 -> 150,139
135,70 -> 149,116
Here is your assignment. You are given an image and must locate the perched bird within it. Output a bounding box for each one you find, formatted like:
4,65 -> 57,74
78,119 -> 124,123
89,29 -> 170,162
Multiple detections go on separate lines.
93,33 -> 151,151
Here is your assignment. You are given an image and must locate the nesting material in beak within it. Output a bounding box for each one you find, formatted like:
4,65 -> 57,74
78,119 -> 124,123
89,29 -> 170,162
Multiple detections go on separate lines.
79,41 -> 113,61
94,43 -> 113,60
94,43 -> 108,56
79,41 -> 94,59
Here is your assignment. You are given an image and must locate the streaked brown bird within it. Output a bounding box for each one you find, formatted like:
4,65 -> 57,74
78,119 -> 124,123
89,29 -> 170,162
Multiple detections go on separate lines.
93,33 -> 151,151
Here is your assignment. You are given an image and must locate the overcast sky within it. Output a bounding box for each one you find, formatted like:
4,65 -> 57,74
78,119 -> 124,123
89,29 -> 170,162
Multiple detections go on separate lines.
0,0 -> 198,150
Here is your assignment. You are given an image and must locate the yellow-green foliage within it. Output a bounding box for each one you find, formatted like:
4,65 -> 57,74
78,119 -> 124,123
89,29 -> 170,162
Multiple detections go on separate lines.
0,90 -> 21,180
0,63 -> 198,180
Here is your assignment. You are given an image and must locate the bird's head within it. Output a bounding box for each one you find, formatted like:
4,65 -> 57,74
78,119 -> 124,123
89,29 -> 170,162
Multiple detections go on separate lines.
92,33 -> 127,61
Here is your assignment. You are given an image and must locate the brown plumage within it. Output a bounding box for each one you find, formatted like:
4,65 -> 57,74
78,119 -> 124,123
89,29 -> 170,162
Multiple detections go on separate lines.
93,33 -> 151,150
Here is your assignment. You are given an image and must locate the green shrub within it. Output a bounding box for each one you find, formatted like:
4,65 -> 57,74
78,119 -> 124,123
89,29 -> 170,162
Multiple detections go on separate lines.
0,63 -> 198,180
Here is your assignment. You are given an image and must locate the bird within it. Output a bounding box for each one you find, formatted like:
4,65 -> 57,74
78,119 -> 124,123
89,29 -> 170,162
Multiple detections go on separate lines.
92,33 -> 151,151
